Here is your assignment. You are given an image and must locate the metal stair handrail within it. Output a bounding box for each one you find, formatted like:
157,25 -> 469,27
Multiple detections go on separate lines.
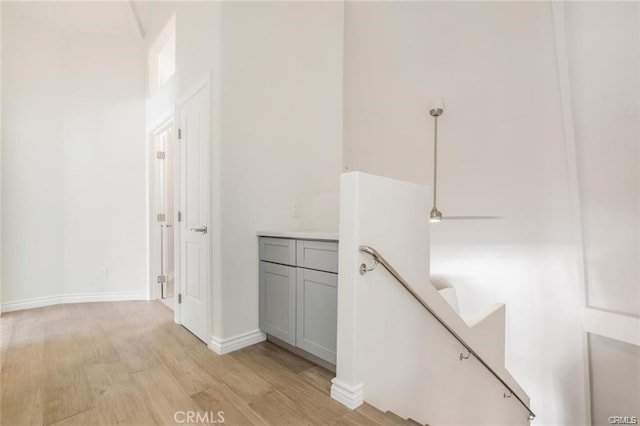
359,245 -> 536,421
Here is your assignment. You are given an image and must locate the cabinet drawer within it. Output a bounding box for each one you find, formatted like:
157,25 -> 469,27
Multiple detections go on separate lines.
296,240 -> 338,273
259,237 -> 296,266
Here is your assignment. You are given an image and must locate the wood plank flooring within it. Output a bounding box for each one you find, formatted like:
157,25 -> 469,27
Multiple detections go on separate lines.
0,301 -> 412,425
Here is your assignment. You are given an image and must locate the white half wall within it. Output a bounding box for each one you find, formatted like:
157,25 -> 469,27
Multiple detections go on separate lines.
1,4 -> 147,310
334,172 -> 531,425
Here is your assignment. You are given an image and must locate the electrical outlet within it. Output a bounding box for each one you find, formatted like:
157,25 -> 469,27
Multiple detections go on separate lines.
98,267 -> 108,279
291,201 -> 299,218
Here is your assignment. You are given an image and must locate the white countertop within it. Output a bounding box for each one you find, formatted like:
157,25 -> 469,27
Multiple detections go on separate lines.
257,230 -> 339,241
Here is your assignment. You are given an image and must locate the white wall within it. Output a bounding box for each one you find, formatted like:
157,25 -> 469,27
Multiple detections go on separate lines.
565,1 -> 639,316
0,0 -> 4,312
2,7 -> 65,305
61,35 -> 147,298
588,335 -> 640,425
562,2 -> 640,423
1,4 -> 147,309
140,1 -> 222,124
342,2 -> 587,425
139,2 -> 344,339
219,1 -> 343,338
139,1 -> 223,326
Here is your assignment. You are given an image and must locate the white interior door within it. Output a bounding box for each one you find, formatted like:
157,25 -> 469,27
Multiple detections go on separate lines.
178,84 -> 210,343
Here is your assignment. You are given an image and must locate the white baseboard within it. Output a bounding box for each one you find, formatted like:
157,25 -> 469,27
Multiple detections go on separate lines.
1,291 -> 148,313
209,329 -> 266,355
331,378 -> 364,409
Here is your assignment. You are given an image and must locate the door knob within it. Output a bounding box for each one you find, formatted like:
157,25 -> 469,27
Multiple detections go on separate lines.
191,226 -> 207,234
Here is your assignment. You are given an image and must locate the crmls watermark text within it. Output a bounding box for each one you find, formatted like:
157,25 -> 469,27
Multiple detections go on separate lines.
609,416 -> 638,425
174,411 -> 225,424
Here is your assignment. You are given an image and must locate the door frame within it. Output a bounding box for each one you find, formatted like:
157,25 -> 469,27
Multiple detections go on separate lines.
174,74 -> 214,342
147,114 -> 175,304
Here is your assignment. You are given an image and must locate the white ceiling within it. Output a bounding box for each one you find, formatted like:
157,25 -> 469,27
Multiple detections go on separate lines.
10,1 -> 141,38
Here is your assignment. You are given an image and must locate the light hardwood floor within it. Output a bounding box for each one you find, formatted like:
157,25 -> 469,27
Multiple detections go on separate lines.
1,301 -> 413,425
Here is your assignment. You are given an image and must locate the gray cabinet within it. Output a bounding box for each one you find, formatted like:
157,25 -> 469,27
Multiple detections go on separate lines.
258,236 -> 338,365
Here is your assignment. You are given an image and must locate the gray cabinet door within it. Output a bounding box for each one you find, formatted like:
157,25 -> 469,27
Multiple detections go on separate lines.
296,268 -> 338,363
259,261 -> 296,345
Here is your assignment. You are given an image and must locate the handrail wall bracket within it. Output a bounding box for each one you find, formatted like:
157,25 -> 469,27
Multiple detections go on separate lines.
359,260 -> 378,275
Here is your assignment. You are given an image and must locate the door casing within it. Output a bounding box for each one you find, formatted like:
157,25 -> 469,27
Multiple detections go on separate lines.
148,118 -> 175,303
147,116 -> 175,303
